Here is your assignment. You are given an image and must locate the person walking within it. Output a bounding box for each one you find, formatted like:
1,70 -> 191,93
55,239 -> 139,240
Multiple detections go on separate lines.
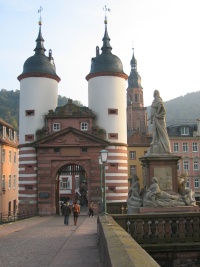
73,202 -> 80,226
89,202 -> 94,217
62,202 -> 71,226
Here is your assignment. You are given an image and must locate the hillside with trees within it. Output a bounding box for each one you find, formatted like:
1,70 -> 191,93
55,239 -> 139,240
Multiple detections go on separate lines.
0,89 -> 200,132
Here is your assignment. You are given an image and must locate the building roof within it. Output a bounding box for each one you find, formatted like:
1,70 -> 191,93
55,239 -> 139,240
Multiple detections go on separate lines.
18,22 -> 60,82
86,18 -> 127,80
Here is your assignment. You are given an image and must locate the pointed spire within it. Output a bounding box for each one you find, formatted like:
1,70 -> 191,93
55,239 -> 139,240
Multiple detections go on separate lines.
101,7 -> 112,53
34,21 -> 46,55
131,48 -> 137,70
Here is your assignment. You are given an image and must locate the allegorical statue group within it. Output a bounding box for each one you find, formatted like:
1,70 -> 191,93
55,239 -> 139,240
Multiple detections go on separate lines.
127,90 -> 196,210
127,173 -> 196,209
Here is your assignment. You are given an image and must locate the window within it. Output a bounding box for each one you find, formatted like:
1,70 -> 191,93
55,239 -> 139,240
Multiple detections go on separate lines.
186,179 -> 190,188
13,175 -> 16,188
130,151 -> 136,159
81,122 -> 88,131
54,148 -> 60,153
130,165 -> 136,175
193,161 -> 199,170
195,178 -> 199,188
134,94 -> 138,102
14,152 -> 17,164
2,149 -> 5,163
8,175 -> 11,189
108,109 -> 118,115
9,151 -> 12,163
25,134 -> 34,141
183,161 -> 189,170
53,123 -> 60,131
60,177 -> 71,189
108,133 -> 118,139
193,142 -> 198,152
81,147 -> 87,153
180,126 -> 189,135
26,110 -> 35,116
2,175 -> 5,190
183,143 -> 188,152
173,143 -> 179,152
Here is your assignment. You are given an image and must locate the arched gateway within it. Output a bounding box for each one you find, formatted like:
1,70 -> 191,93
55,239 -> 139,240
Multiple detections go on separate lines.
56,163 -> 88,215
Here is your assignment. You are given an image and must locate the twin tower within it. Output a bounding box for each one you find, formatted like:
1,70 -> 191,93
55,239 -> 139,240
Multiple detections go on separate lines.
17,17 -> 144,214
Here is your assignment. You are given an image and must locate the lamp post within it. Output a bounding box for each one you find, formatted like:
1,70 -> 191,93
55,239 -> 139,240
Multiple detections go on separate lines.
100,149 -> 108,214
98,156 -> 103,213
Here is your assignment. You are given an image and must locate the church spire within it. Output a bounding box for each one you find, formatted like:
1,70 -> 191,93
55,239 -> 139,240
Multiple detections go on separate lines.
101,6 -> 112,53
131,48 -> 137,70
128,47 -> 142,89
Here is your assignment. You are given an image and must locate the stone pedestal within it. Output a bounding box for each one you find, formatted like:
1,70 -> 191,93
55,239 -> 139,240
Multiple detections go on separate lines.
139,153 -> 181,193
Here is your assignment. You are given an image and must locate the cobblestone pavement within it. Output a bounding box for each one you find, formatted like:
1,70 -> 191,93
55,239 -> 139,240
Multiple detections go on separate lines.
0,214 -> 102,267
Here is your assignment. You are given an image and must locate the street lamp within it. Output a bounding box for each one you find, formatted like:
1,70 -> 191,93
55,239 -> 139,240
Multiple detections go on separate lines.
98,156 -> 103,213
100,149 -> 108,214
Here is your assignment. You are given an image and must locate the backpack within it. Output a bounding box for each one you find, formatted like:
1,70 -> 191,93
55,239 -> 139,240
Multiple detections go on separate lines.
73,204 -> 80,213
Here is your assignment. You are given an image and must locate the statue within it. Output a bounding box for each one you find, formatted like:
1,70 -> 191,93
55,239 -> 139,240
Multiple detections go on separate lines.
143,177 -> 185,207
178,173 -> 196,206
150,89 -> 171,154
127,174 -> 142,208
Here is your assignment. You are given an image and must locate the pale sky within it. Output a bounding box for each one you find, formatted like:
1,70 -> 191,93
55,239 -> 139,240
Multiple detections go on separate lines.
1,0 -> 200,107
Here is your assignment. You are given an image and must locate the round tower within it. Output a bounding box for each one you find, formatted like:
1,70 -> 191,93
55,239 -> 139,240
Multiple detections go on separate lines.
17,19 -> 60,213
86,15 -> 129,204
18,20 -> 60,144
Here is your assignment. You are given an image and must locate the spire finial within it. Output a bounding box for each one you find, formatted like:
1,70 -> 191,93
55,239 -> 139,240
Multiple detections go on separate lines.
38,6 -> 43,25
103,5 -> 111,24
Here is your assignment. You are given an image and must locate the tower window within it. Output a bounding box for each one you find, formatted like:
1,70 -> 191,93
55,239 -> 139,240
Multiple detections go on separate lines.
25,134 -> 34,141
108,133 -> 118,139
108,109 -> 118,115
81,147 -> 88,153
26,110 -> 35,116
134,94 -> 138,102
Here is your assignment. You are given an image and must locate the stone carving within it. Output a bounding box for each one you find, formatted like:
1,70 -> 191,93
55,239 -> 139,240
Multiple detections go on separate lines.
149,90 -> 171,154
127,174 -> 142,208
127,174 -> 197,212
143,177 -> 185,207
178,172 -> 196,206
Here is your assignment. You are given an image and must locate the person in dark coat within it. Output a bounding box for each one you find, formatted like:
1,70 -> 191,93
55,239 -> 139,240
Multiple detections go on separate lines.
62,202 -> 71,225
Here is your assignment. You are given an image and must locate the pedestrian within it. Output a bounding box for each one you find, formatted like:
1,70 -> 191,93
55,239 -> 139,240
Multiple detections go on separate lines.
62,202 -> 71,226
89,202 -> 94,217
60,202 -> 65,215
72,202 -> 80,226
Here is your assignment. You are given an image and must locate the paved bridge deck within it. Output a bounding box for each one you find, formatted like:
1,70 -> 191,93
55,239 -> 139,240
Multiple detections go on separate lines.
0,213 -> 102,267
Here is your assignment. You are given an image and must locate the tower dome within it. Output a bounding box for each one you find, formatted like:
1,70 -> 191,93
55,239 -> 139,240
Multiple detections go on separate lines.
86,18 -> 127,80
18,22 -> 60,82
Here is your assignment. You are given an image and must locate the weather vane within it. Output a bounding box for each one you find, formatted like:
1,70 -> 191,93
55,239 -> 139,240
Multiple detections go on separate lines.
38,6 -> 43,25
103,5 -> 111,24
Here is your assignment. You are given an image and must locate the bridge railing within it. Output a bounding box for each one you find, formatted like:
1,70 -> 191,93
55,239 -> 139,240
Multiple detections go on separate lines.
0,210 -> 39,225
112,213 -> 200,245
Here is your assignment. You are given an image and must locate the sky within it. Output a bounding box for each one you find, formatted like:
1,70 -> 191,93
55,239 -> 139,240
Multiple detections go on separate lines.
1,0 -> 200,107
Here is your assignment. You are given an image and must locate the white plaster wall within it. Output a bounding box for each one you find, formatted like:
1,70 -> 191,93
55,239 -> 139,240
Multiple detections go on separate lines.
19,77 -> 58,144
88,76 -> 127,144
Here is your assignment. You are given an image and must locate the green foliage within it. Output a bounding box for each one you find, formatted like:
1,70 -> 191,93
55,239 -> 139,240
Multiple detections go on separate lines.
0,89 -> 84,133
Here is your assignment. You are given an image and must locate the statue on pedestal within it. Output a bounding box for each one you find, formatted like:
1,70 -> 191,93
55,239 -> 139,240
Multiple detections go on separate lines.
149,89 -> 171,154
178,173 -> 196,206
127,174 -> 142,208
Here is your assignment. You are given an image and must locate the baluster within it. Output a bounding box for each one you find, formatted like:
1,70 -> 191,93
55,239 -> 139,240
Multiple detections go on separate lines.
143,219 -> 150,241
150,219 -> 157,240
171,218 -> 179,239
185,217 -> 193,238
179,217 -> 186,241
164,218 -> 172,242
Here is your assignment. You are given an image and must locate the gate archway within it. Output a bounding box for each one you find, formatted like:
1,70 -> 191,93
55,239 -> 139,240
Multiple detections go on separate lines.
55,164 -> 87,214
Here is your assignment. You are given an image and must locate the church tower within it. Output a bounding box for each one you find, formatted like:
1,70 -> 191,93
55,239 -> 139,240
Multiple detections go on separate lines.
17,19 -> 60,211
127,48 -> 148,133
86,14 -> 129,204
